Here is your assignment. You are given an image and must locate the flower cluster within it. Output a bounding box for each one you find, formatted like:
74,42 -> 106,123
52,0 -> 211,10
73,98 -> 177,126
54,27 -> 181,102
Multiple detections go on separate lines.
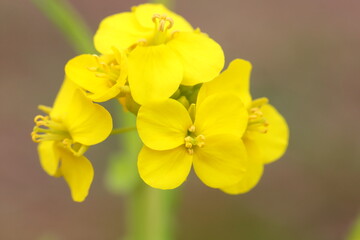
32,3 -> 288,201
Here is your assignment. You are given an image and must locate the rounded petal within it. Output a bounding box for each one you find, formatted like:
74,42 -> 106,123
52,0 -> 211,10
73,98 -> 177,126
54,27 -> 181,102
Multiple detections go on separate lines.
86,81 -> 123,102
197,59 -> 253,107
58,148 -> 94,202
221,158 -> 264,195
63,90 -> 113,145
195,93 -> 248,137
38,141 -> 60,176
245,104 -> 289,164
133,3 -> 193,32
94,12 -> 150,54
86,50 -> 129,102
65,54 -> 112,95
167,31 -> 224,85
193,135 -> 248,188
137,99 -> 192,150
138,146 -> 193,189
128,44 -> 183,104
50,78 -> 78,121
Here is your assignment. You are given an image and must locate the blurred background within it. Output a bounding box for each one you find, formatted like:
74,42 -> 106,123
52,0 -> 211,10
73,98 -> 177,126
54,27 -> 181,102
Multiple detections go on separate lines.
1,0 -> 360,239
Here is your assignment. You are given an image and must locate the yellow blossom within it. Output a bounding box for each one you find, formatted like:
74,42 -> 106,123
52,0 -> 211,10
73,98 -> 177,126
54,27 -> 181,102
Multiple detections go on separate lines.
94,3 -> 225,104
31,78 -> 113,202
65,48 -> 128,102
197,59 -> 289,194
136,93 -> 249,189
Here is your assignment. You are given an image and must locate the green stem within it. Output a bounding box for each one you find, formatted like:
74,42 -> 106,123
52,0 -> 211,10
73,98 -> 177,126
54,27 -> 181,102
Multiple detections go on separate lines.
32,0 -> 95,54
128,185 -> 179,240
111,127 -> 137,135
121,113 -> 179,240
347,213 -> 360,240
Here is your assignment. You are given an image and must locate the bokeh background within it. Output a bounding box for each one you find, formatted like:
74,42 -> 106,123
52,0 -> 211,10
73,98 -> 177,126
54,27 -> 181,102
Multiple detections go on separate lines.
1,0 -> 360,239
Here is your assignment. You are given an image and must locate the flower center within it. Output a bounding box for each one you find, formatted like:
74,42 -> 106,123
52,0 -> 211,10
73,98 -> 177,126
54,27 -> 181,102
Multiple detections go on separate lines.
31,115 -> 70,142
247,97 -> 269,134
87,54 -> 122,87
31,115 -> 88,156
184,125 -> 205,155
149,13 -> 174,45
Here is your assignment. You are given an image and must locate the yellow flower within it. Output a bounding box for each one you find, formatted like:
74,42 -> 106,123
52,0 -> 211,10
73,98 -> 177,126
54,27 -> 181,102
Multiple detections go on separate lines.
197,59 -> 289,194
65,48 -> 128,102
94,3 -> 224,104
136,93 -> 249,189
31,78 -> 113,202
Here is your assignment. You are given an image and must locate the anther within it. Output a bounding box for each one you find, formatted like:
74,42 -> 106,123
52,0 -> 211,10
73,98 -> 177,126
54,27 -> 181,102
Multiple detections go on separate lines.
188,125 -> 196,133
187,148 -> 194,155
184,136 -> 192,142
196,135 -> 205,148
152,14 -> 174,32
249,114 -> 258,120
87,67 -> 98,71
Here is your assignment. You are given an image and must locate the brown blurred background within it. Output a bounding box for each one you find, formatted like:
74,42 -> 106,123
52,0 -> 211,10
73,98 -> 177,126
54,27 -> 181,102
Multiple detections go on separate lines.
1,0 -> 360,239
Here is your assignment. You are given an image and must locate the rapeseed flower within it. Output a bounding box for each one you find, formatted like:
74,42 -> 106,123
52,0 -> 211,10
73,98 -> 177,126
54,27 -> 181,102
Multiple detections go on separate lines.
136,93 -> 249,189
31,79 -> 113,201
198,59 -> 289,194
94,3 -> 224,104
65,48 -> 128,102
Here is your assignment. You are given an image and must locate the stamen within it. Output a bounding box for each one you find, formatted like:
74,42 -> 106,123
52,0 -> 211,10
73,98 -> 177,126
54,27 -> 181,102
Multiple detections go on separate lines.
127,39 -> 148,52
31,115 -> 69,143
188,125 -> 196,133
184,133 -> 206,154
38,105 -> 52,114
88,55 -> 121,84
251,97 -> 269,108
247,98 -> 271,134
152,14 -> 174,32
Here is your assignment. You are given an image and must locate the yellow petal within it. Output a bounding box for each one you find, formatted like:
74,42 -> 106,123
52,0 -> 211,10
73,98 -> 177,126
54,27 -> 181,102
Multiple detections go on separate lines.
195,93 -> 248,138
221,157 -> 264,194
63,90 -> 113,145
86,81 -> 123,102
58,148 -> 94,202
65,54 -> 113,97
167,31 -> 224,85
137,99 -> 191,150
193,135 -> 248,188
50,78 -> 78,121
138,146 -> 193,189
128,44 -> 183,104
245,104 -> 289,164
197,59 -> 253,107
133,3 -> 193,32
38,141 -> 60,176
94,12 -> 150,54
86,50 -> 128,102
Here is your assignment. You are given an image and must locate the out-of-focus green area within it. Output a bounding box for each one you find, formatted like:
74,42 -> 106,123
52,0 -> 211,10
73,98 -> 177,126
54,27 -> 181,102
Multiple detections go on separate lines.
1,0 -> 359,239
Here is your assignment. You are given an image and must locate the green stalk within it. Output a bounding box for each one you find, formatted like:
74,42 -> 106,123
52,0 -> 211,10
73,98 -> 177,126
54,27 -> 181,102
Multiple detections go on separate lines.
111,127 -> 137,135
32,0 -> 95,54
347,213 -> 360,240
121,112 -> 179,240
